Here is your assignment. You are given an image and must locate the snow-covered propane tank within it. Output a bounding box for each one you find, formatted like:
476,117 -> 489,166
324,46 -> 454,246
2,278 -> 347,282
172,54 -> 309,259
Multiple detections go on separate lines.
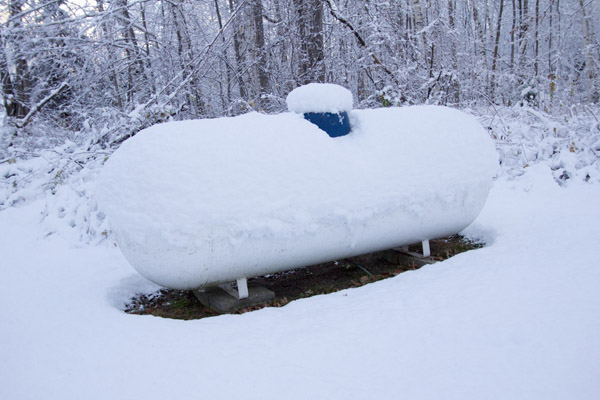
97,84 -> 498,290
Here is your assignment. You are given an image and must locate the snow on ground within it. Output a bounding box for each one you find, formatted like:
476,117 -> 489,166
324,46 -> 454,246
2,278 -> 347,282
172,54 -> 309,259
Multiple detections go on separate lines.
1,106 -> 600,399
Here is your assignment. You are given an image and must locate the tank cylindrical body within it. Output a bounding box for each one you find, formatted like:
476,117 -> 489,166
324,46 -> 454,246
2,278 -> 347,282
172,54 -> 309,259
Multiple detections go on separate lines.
97,106 -> 498,290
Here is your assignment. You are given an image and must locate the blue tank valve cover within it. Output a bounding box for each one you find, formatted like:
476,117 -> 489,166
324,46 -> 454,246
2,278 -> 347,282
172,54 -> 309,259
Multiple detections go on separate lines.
303,111 -> 351,138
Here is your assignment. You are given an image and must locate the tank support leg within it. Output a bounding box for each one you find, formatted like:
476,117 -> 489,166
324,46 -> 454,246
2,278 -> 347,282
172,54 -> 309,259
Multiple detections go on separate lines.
422,240 -> 431,258
195,280 -> 274,313
218,277 -> 249,299
391,240 -> 433,263
237,278 -> 249,299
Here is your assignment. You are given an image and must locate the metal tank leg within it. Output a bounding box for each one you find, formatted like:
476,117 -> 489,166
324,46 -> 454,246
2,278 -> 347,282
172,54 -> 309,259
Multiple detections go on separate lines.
236,278 -> 249,299
195,277 -> 274,313
421,240 -> 431,258
393,240 -> 432,259
219,278 -> 249,300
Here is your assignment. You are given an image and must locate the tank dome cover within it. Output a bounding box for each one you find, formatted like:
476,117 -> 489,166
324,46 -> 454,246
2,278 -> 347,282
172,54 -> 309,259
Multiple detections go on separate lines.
286,83 -> 353,114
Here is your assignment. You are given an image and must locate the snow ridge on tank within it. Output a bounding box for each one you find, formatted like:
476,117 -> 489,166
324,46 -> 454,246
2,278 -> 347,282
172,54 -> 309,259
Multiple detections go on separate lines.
96,84 -> 498,290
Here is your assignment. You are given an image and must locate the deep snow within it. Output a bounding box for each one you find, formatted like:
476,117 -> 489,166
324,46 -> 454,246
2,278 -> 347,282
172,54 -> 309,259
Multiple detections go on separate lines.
1,105 -> 600,399
2,162 -> 600,400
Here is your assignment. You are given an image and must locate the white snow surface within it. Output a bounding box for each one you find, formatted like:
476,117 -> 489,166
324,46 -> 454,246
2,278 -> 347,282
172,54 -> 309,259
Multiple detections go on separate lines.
2,105 -> 600,399
2,163 -> 600,400
286,83 -> 353,113
95,106 -> 497,289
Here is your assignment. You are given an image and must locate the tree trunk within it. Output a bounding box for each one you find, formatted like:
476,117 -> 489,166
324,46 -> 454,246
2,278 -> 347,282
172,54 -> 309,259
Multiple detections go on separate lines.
96,0 -> 123,109
294,0 -> 325,84
447,0 -> 457,70
214,0 -> 232,108
472,1 -> 487,61
409,0 -> 427,57
115,0 -> 146,105
0,54 -> 16,118
251,0 -> 269,101
518,0 -> 529,65
490,0 -> 505,102
534,0 -> 539,77
229,0 -> 248,99
140,2 -> 156,94
510,0 -> 516,69
6,0 -> 30,118
548,0 -> 556,102
169,0 -> 205,115
579,0 -> 599,102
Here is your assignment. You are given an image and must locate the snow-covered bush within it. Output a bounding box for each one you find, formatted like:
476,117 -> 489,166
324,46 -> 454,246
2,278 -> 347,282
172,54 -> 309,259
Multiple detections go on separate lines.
0,135 -> 110,244
475,104 -> 600,184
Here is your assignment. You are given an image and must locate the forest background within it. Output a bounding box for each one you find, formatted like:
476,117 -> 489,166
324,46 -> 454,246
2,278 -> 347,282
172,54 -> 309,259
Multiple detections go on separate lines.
1,0 -> 598,150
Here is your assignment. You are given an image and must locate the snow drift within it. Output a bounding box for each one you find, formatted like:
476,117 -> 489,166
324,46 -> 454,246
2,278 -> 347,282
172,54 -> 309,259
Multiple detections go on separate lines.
96,92 -> 497,290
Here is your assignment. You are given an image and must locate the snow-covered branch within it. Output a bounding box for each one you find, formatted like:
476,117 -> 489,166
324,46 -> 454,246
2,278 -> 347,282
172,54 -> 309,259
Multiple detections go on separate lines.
15,82 -> 69,129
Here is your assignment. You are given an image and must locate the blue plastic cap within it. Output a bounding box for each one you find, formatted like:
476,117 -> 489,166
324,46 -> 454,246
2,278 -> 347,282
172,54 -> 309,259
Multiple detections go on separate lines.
304,112 -> 351,138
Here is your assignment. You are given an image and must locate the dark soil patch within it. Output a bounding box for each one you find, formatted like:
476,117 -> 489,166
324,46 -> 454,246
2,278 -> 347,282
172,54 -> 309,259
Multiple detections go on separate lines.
125,235 -> 481,320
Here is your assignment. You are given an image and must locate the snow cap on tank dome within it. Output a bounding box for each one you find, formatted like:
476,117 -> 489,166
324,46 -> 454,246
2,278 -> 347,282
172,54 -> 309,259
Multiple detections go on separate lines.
286,83 -> 353,114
